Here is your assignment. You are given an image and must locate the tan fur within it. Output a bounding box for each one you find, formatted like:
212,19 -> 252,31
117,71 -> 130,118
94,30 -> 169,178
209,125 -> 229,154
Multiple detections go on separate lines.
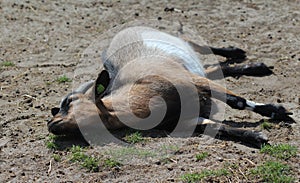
49,67 -> 238,134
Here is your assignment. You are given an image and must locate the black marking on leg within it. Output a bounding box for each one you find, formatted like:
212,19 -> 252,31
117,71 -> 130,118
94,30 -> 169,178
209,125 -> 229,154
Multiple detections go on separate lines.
222,63 -> 273,77
226,94 -> 246,110
253,104 -> 294,121
210,46 -> 246,59
200,122 -> 269,148
219,125 -> 268,148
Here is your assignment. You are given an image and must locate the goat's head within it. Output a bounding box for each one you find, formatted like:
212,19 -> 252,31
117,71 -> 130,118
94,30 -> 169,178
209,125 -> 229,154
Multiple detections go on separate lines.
48,70 -> 110,135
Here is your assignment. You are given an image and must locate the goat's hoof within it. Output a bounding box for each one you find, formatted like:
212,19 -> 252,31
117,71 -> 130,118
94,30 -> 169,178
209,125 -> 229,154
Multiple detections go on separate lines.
245,131 -> 269,148
243,63 -> 273,76
225,46 -> 247,59
256,132 -> 268,143
270,105 -> 295,123
255,104 -> 294,123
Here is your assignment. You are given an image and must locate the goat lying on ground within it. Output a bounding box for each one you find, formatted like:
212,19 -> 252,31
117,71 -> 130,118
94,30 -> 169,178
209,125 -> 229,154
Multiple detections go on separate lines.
48,26 -> 293,147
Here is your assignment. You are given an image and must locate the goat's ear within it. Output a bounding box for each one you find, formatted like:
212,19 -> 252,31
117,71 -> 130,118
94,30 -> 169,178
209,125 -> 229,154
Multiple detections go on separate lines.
95,70 -> 110,99
51,107 -> 60,116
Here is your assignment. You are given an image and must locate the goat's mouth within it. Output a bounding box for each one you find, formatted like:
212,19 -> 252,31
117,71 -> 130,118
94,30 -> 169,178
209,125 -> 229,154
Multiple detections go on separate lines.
47,119 -> 63,135
47,118 -> 81,136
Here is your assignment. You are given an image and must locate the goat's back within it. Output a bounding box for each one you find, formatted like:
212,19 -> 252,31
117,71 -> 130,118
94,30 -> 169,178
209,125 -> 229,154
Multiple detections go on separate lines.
102,26 -> 206,81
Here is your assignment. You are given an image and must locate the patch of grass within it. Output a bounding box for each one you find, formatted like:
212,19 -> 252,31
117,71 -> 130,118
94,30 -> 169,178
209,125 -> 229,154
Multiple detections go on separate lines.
123,131 -> 144,144
103,158 -> 122,168
69,145 -> 87,162
96,84 -> 105,94
181,168 -> 229,182
52,154 -> 61,162
250,161 -> 294,183
70,151 -> 87,162
161,144 -> 180,154
1,61 -> 15,67
68,145 -> 99,172
56,75 -> 72,83
69,145 -> 84,153
260,144 -> 297,160
45,134 -> 59,150
46,141 -> 58,149
107,146 -> 156,159
82,156 -> 99,172
260,121 -> 273,130
195,152 -> 209,161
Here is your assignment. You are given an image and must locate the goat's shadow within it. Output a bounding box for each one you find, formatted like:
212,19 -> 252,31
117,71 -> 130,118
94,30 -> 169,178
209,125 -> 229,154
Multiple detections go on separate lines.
50,119 -> 275,151
51,135 -> 89,151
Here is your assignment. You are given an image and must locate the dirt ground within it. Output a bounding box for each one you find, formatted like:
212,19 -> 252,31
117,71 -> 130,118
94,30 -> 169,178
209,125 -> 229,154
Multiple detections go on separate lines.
0,0 -> 299,182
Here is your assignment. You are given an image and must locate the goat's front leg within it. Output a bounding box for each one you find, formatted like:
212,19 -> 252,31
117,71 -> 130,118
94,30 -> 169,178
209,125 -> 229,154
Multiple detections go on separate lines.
193,76 -> 294,122
224,94 -> 294,122
243,101 -> 294,122
197,117 -> 268,148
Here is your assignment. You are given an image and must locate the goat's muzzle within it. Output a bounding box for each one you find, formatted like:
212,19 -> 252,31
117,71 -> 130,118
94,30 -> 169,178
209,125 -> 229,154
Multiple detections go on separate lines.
47,118 -> 63,135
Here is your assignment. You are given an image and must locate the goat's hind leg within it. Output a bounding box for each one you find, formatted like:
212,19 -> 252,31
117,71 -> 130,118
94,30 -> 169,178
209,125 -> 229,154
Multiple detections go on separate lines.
205,62 -> 273,79
187,40 -> 274,78
186,40 -> 246,59
197,117 -> 268,148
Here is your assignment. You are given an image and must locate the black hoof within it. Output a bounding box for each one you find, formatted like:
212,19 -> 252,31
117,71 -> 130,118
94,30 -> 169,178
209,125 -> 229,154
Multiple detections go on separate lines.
244,130 -> 269,148
225,46 -> 247,59
211,46 -> 247,59
254,104 -> 294,122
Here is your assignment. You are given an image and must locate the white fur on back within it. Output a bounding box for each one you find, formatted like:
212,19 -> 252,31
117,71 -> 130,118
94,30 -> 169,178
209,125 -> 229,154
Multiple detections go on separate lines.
141,30 -> 205,76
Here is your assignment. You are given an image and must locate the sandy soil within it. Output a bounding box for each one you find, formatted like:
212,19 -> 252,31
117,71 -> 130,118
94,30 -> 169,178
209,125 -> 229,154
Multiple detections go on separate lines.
0,0 -> 299,182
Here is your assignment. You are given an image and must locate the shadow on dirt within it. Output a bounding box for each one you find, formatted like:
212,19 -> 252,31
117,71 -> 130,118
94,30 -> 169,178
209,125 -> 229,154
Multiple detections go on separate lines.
49,119 -> 288,151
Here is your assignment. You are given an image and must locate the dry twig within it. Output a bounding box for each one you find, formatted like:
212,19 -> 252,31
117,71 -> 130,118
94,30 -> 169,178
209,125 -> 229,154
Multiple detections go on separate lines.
47,159 -> 52,175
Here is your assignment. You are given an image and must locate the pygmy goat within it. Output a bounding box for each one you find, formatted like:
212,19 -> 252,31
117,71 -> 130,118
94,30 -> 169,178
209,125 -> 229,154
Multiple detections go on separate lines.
48,26 -> 293,147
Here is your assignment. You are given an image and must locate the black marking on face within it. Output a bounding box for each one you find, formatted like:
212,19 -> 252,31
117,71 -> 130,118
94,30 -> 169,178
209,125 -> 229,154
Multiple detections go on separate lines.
57,91 -> 79,116
51,107 -> 60,116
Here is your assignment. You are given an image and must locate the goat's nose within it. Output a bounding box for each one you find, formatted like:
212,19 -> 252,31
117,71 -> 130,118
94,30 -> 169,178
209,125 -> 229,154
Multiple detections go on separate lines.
47,116 -> 63,127
47,118 -> 63,133
47,118 -> 53,125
